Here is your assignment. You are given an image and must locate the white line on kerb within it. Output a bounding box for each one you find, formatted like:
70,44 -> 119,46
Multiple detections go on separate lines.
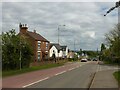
55,71 -> 66,76
22,77 -> 49,88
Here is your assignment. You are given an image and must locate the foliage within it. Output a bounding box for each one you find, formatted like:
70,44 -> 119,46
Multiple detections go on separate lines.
73,54 -> 78,61
105,23 -> 120,57
113,71 -> 120,84
101,43 -> 106,52
82,50 -> 98,58
2,29 -> 33,70
103,23 -> 120,63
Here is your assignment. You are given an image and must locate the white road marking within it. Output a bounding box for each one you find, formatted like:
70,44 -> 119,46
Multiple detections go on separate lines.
22,77 -> 49,88
68,68 -> 75,71
55,71 -> 66,76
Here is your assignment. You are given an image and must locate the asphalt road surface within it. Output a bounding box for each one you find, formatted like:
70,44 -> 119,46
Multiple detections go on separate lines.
27,62 -> 98,88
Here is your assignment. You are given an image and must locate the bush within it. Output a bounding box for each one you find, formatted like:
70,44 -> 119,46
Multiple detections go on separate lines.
2,30 -> 33,70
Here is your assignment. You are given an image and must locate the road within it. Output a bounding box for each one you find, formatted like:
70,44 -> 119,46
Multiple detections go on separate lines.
27,62 -> 98,88
3,61 -> 119,88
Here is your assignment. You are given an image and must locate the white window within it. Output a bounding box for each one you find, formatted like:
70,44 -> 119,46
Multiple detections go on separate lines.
46,42 -> 48,49
38,41 -> 41,50
38,52 -> 40,61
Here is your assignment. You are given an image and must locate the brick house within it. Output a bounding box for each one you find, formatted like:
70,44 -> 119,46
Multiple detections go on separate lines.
19,23 -> 50,62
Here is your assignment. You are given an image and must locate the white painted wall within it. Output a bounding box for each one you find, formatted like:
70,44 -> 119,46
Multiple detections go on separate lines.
49,46 -> 57,57
62,47 -> 68,58
49,46 -> 63,58
59,50 -> 63,57
66,47 -> 68,56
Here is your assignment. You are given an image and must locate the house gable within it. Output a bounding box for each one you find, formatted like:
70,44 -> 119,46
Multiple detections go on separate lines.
49,46 -> 58,57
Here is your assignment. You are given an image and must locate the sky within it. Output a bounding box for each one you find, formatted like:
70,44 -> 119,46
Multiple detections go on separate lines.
1,1 -> 118,51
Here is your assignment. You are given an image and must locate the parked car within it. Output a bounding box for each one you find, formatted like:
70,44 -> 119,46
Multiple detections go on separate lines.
92,58 -> 97,61
81,58 -> 87,62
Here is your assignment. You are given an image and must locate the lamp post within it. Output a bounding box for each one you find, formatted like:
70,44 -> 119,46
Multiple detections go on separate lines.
104,1 -> 120,16
58,24 -> 66,44
57,24 -> 66,62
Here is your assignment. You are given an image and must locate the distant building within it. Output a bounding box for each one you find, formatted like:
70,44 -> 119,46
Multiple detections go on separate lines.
49,43 -> 63,58
67,51 -> 75,58
61,46 -> 68,58
19,23 -> 50,62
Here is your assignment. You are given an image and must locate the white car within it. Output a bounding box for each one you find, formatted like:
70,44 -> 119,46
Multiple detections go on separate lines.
81,58 -> 87,62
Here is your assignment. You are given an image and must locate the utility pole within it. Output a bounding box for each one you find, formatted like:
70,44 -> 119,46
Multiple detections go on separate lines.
19,23 -> 22,70
19,36 -> 22,70
74,39 -> 75,52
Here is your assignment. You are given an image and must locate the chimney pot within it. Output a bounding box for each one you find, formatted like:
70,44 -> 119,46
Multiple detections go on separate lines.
19,23 -> 28,34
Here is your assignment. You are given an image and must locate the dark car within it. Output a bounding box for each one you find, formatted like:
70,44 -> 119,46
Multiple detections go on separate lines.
92,58 -> 97,61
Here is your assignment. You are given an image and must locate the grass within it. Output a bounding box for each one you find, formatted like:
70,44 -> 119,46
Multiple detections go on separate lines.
2,63 -> 64,77
103,60 -> 119,66
113,71 -> 120,84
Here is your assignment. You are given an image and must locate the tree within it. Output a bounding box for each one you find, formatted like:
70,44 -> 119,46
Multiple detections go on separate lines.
2,29 -> 33,70
106,24 -> 120,56
105,23 -> 120,63
101,43 -> 106,52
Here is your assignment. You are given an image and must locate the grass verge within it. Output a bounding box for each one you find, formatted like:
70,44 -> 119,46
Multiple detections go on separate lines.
3,63 -> 64,77
113,71 -> 120,85
103,60 -> 119,66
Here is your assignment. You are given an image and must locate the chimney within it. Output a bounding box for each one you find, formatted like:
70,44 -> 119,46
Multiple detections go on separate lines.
19,23 -> 28,34
34,30 -> 36,33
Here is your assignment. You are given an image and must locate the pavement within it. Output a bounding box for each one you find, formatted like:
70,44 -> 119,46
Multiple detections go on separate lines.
90,63 -> 120,89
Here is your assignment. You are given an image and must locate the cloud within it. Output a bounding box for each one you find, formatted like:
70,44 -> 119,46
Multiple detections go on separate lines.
2,2 -> 118,50
81,31 -> 96,39
2,0 -> 118,2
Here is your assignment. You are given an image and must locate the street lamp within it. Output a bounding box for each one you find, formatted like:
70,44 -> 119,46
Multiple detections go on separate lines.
58,24 -> 66,44
104,1 -> 120,16
57,24 -> 66,63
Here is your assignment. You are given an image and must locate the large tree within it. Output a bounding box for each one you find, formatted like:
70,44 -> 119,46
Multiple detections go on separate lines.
106,24 -> 120,55
2,29 -> 33,70
105,23 -> 120,62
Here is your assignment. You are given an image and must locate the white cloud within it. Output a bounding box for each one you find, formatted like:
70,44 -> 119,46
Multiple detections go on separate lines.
1,0 -> 118,2
82,31 -> 96,39
2,2 -> 118,50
